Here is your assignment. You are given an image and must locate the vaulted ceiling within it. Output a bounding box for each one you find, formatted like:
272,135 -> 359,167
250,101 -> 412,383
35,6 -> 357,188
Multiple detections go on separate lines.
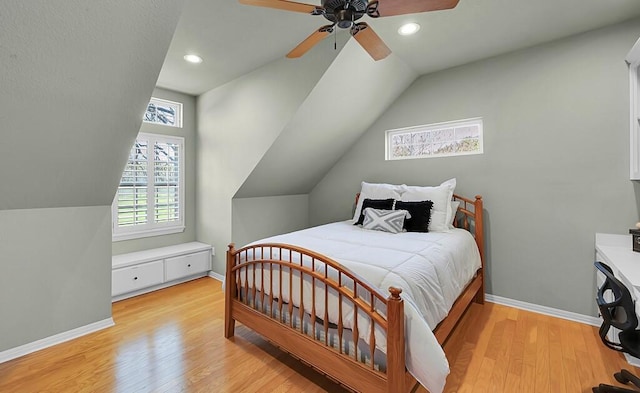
158,0 -> 640,96
164,0 -> 640,202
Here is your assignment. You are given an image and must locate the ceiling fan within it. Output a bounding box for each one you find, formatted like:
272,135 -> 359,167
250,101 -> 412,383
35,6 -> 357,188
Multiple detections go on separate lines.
239,0 -> 460,61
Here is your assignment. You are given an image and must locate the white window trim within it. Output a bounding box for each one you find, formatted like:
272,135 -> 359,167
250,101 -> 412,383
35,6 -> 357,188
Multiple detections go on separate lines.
112,133 -> 185,242
385,117 -> 484,161
143,97 -> 183,128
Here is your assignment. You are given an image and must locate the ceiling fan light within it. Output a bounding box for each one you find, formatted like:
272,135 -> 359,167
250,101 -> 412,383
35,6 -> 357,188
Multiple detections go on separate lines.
183,54 -> 203,64
398,23 -> 420,36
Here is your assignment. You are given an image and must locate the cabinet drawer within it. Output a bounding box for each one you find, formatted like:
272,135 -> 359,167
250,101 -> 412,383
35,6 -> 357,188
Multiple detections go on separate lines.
165,250 -> 210,282
112,260 -> 164,296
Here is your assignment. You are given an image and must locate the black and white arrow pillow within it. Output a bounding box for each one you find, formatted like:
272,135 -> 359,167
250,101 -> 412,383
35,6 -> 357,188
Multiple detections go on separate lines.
362,208 -> 411,234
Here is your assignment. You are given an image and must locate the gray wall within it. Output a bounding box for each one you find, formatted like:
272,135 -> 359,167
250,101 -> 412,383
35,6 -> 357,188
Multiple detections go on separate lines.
0,1 -> 183,352
232,195 -> 309,248
113,87 -> 198,255
309,18 -> 640,316
0,207 -> 111,350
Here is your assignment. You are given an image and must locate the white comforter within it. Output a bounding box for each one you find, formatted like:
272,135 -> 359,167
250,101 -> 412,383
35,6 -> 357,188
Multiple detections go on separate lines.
245,221 -> 482,393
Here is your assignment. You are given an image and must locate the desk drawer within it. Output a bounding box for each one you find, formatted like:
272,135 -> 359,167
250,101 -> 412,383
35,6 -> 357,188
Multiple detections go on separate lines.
112,260 -> 164,296
165,250 -> 210,282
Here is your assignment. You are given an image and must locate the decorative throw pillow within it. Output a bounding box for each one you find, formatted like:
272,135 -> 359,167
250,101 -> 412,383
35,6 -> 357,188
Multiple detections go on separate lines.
362,208 -> 411,234
354,198 -> 395,225
394,200 -> 433,232
401,178 -> 456,232
352,182 -> 406,224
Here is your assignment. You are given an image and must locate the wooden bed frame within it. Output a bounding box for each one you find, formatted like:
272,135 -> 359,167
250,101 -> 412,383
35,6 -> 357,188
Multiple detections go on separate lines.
224,194 -> 484,393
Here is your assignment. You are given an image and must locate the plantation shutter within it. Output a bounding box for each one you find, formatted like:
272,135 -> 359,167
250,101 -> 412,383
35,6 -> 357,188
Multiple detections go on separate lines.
113,133 -> 184,240
154,141 -> 180,224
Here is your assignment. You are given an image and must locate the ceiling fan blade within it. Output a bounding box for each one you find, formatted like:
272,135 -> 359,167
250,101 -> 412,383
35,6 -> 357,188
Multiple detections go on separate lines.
351,23 -> 390,61
287,26 -> 332,58
374,0 -> 459,17
239,0 -> 320,14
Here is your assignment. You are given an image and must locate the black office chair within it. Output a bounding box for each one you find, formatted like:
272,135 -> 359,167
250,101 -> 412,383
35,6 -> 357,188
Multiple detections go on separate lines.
593,261 -> 640,393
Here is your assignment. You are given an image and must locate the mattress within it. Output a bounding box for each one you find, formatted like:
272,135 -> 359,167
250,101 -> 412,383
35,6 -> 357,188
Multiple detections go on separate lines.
241,220 -> 482,393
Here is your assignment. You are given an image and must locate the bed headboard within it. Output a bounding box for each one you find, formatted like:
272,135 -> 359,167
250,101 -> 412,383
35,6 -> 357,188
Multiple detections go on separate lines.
452,194 -> 484,264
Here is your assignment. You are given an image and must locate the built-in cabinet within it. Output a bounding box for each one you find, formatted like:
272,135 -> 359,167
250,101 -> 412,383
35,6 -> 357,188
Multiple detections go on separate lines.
112,242 -> 213,301
628,38 -> 640,179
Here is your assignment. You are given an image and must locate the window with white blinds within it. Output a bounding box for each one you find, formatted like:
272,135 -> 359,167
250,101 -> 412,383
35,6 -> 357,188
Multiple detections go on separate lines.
112,133 -> 185,241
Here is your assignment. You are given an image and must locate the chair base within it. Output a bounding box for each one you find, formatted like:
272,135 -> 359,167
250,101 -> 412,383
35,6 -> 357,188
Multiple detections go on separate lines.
616,369 -> 640,388
594,369 -> 640,393
593,384 -> 637,393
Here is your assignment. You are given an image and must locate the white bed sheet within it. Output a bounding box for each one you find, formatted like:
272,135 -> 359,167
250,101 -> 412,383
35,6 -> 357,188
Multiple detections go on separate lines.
243,221 -> 481,393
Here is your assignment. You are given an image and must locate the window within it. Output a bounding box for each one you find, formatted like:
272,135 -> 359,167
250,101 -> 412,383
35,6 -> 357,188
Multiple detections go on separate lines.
143,97 -> 183,128
386,117 -> 483,160
112,133 -> 185,241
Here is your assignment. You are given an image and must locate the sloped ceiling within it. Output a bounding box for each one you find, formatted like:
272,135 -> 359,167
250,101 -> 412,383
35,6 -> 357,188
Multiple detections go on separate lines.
0,0 -> 185,210
235,39 -> 416,198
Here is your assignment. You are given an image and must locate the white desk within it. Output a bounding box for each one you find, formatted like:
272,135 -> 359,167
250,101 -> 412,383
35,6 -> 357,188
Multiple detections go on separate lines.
595,233 -> 640,366
596,233 -> 640,290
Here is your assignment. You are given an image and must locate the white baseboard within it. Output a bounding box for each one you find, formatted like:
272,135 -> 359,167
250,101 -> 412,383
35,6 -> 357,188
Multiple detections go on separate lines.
0,317 -> 114,364
485,294 -> 601,327
208,271 -> 224,282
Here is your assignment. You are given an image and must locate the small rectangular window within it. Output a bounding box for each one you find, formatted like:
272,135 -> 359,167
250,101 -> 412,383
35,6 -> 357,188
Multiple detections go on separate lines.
143,97 -> 183,128
386,118 -> 483,160
112,133 -> 185,241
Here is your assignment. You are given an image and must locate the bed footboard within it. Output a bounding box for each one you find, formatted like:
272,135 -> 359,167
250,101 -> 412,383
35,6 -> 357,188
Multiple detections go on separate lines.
225,243 -> 406,393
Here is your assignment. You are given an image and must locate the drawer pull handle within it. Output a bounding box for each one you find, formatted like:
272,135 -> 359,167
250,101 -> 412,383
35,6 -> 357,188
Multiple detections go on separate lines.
134,276 -> 138,280
188,264 -> 191,268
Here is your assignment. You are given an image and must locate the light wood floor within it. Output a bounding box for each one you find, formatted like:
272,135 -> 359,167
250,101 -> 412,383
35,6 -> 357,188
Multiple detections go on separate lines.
0,277 -> 637,393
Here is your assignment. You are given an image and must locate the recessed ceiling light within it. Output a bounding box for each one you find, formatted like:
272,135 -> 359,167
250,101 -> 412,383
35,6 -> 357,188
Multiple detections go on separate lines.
398,23 -> 420,36
183,54 -> 203,64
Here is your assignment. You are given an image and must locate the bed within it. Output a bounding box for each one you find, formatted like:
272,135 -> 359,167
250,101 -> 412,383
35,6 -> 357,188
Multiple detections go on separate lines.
224,183 -> 484,393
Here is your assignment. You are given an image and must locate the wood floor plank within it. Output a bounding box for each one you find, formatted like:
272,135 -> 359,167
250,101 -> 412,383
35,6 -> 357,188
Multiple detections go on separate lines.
449,302 -> 498,390
487,318 -> 516,392
534,316 -> 550,393
547,320 -> 567,393
581,322 -> 609,386
1,278 -> 639,393
507,307 -> 526,376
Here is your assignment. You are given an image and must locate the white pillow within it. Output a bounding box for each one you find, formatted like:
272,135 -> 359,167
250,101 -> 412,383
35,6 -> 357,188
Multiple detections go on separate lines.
449,201 -> 460,229
352,182 -> 405,224
362,208 -> 410,234
400,178 -> 456,232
